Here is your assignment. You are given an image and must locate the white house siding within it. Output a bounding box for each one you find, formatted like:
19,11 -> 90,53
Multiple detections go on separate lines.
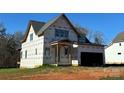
77,45 -> 105,65
105,42 -> 124,64
20,25 -> 44,68
43,16 -> 78,65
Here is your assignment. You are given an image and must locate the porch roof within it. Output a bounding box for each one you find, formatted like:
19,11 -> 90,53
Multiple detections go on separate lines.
51,39 -> 74,46
51,39 -> 105,48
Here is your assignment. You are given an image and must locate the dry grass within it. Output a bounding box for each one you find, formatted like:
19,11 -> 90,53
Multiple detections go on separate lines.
0,66 -> 124,80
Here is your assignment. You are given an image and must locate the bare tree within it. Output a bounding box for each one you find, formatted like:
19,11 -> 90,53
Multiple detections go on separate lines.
14,31 -> 23,48
87,30 -> 94,42
74,24 -> 88,36
93,31 -> 104,44
74,25 -> 105,45
86,28 -> 105,45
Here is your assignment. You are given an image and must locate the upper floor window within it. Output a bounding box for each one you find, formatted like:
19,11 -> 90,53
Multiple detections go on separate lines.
78,35 -> 86,43
55,29 -> 69,38
30,33 -> 33,41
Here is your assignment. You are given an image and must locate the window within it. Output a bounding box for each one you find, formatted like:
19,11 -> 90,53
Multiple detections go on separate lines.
119,43 -> 121,46
55,29 -> 69,38
45,48 -> 50,56
35,48 -> 37,55
118,52 -> 121,55
78,35 -> 85,44
30,33 -> 33,41
64,47 -> 68,55
25,50 -> 27,58
20,52 -> 22,58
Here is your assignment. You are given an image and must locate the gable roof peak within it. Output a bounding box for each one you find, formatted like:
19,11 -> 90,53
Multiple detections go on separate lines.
37,13 -> 66,36
59,13 -> 66,16
37,13 -> 79,36
21,20 -> 46,43
22,13 -> 83,43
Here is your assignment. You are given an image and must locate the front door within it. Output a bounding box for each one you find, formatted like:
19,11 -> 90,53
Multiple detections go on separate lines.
59,46 -> 70,65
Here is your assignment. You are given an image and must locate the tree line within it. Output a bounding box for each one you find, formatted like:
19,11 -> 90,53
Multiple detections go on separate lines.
0,23 -> 23,67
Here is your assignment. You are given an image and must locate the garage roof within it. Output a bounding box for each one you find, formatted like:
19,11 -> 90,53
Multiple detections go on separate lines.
112,31 -> 124,43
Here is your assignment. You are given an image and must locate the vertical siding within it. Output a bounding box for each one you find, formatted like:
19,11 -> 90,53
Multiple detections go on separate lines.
43,16 -> 78,65
20,25 -> 44,68
105,42 -> 124,64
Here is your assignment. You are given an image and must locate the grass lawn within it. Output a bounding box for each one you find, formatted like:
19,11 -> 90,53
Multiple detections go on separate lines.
0,66 -> 124,80
0,65 -> 58,79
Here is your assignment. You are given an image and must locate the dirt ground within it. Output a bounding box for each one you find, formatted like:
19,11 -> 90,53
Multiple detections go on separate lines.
17,67 -> 124,80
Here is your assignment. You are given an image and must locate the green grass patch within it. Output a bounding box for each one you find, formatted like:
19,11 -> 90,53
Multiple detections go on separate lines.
0,66 -> 78,79
0,65 -> 61,79
0,67 -> 84,79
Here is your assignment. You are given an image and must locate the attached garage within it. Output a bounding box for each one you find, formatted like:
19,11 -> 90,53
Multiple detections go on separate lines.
80,52 -> 104,66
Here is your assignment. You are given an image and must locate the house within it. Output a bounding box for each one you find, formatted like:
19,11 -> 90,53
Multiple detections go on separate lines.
105,32 -> 124,64
20,13 -> 105,68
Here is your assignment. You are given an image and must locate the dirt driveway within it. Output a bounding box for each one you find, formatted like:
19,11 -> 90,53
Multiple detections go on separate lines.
18,67 -> 124,80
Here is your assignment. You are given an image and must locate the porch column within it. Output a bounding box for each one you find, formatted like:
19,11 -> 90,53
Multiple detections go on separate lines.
56,44 -> 60,65
68,45 -> 72,65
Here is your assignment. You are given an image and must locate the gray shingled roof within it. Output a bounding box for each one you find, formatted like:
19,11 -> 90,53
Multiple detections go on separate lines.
37,13 -> 79,36
31,20 -> 46,34
21,20 -> 45,43
22,14 -> 88,43
37,14 -> 62,36
112,32 -> 124,43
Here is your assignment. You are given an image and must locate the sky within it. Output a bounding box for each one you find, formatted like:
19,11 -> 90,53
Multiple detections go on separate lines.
0,13 -> 124,44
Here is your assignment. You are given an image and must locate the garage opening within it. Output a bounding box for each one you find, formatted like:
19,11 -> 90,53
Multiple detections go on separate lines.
81,52 -> 103,66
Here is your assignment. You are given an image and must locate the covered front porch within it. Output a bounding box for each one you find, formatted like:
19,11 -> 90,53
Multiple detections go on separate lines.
51,40 -> 78,66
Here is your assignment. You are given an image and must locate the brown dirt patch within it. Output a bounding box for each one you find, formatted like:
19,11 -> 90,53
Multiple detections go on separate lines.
17,67 -> 124,80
